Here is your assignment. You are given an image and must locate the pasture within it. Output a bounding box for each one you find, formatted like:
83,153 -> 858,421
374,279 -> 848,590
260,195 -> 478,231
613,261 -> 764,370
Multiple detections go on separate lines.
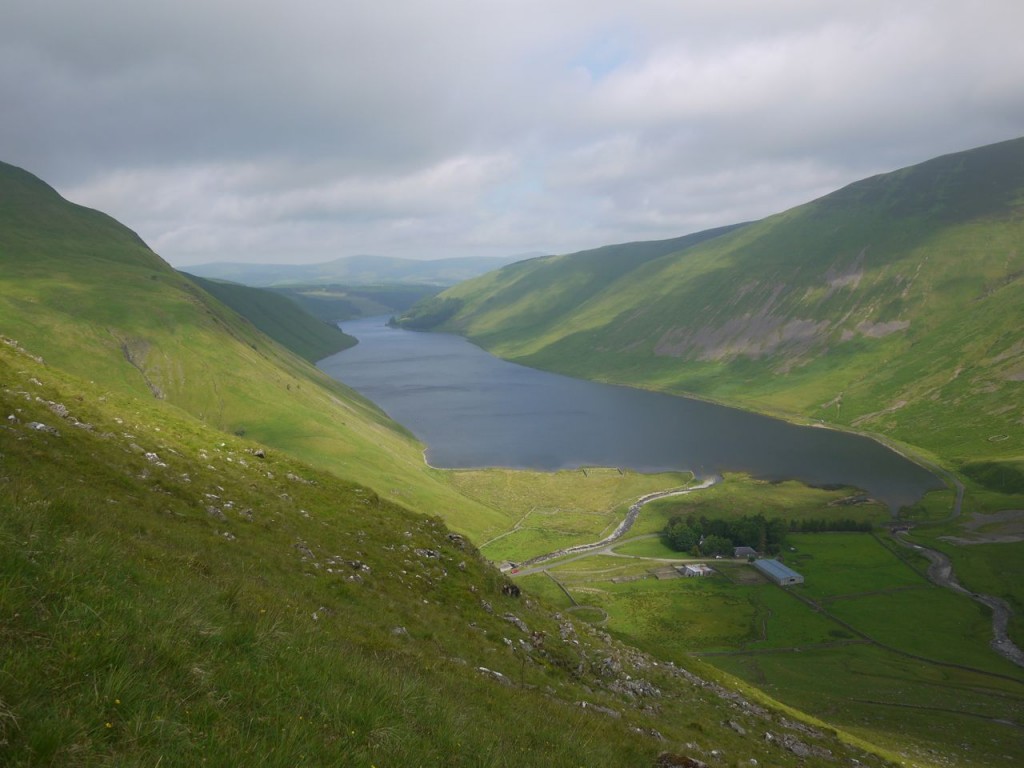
530,529 -> 1024,768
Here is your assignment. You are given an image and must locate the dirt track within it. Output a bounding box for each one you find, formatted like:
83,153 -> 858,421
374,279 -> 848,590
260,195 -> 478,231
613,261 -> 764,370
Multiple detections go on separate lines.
894,533 -> 1024,668
512,474 -> 721,574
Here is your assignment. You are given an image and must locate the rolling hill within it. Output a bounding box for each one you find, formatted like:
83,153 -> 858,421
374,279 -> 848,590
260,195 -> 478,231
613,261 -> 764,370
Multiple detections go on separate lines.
186,252 -> 530,287
183,274 -> 357,362
0,160 -> 522,545
399,137 -> 1024,486
0,161 -> 906,765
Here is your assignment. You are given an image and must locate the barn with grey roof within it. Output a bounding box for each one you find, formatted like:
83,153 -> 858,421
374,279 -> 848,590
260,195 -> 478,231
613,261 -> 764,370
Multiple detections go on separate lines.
753,558 -> 804,586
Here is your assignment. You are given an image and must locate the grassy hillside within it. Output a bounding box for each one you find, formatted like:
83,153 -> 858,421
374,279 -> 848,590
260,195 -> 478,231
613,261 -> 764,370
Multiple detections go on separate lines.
2,339 -> 903,767
403,138 -> 1024,482
398,224 -> 745,333
0,160 -> 514,541
0,160 -> 903,765
183,274 -> 356,362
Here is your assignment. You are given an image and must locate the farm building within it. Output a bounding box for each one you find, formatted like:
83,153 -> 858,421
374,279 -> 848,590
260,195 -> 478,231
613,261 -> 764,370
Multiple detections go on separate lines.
734,546 -> 758,559
753,558 -> 804,586
677,564 -> 714,578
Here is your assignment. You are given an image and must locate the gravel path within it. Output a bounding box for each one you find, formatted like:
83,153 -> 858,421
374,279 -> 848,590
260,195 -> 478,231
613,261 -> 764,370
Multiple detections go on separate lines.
513,474 -> 722,572
894,533 -> 1024,669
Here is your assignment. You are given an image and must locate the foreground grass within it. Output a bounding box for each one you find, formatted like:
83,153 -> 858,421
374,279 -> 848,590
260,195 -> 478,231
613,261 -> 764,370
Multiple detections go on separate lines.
2,338 -> 905,767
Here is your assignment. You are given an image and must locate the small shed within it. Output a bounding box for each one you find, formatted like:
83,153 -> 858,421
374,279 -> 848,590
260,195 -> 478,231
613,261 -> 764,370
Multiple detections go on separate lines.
753,558 -> 804,586
677,564 -> 714,578
734,546 -> 758,559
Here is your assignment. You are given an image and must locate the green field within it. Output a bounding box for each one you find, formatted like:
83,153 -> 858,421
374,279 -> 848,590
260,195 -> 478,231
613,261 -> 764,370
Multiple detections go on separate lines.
449,467 -> 692,560
530,530 -> 1024,768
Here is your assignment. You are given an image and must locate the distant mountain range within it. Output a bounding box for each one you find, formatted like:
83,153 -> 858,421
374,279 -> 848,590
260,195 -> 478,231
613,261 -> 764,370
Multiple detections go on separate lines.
399,137 -> 1024,488
185,252 -> 538,287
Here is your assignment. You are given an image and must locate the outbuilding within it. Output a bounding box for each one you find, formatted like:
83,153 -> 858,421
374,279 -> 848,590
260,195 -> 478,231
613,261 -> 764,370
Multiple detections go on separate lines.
753,558 -> 804,586
678,564 -> 714,578
734,546 -> 758,559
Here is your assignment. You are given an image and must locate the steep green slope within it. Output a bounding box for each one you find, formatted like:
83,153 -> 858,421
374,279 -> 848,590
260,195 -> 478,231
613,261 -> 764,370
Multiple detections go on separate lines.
0,160 -> 510,540
2,341 -> 899,767
183,274 -> 356,362
408,138 -> 1024,479
399,224 -> 746,336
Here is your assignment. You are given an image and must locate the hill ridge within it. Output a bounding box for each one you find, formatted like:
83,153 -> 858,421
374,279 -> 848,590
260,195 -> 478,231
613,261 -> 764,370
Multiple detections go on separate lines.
403,136 -> 1024,481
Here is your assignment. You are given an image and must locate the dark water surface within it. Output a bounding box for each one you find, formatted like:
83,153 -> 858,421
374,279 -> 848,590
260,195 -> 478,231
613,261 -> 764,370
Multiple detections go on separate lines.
319,317 -> 941,510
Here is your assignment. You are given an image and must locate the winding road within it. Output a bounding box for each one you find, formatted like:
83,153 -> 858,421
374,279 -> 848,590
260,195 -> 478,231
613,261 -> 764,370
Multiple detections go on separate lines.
893,532 -> 1024,668
890,468 -> 1024,669
511,474 -> 721,573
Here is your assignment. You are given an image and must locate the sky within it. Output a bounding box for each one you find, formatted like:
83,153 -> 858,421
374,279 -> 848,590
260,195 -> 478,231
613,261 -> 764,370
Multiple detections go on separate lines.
4,1 -> 1024,267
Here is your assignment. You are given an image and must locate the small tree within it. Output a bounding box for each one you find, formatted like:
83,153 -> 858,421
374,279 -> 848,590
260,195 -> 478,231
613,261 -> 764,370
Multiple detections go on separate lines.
700,534 -> 733,557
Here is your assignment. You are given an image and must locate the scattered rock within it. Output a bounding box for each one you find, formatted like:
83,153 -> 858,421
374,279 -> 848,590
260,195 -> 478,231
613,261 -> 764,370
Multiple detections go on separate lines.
206,506 -> 227,521
446,532 -> 466,548
726,719 -> 747,735
598,656 -> 622,678
391,626 -> 409,637
576,701 -> 621,719
44,401 -> 69,418
610,676 -> 661,699
777,733 -> 832,760
655,753 -> 708,768
144,452 -> 167,467
26,421 -> 59,436
311,606 -> 333,622
478,666 -> 512,686
503,613 -> 529,633
414,548 -> 441,559
501,582 -> 521,598
629,726 -> 665,741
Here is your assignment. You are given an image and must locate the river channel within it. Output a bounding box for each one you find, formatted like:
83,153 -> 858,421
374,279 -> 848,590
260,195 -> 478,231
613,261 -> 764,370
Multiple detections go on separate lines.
318,316 -> 941,511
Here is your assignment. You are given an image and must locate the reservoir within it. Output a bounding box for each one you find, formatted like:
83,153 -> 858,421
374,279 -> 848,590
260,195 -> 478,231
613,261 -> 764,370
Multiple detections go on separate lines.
319,317 -> 941,510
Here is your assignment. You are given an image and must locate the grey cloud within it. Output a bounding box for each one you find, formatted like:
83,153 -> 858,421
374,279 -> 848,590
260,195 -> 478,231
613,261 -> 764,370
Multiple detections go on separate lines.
3,1 -> 1023,264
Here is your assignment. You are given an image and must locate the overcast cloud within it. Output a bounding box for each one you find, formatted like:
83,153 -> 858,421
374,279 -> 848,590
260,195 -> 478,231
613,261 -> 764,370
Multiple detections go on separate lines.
4,1 -> 1023,265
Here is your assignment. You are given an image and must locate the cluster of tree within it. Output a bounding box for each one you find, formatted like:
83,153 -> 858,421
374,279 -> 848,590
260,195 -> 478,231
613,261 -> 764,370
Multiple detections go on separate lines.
662,513 -> 789,556
663,513 -> 877,556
